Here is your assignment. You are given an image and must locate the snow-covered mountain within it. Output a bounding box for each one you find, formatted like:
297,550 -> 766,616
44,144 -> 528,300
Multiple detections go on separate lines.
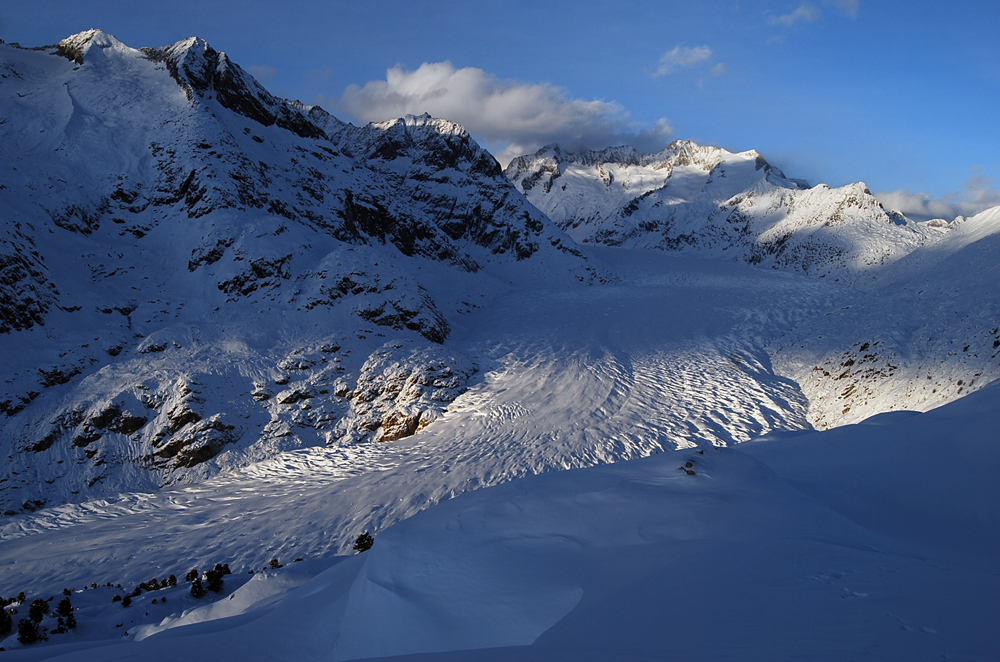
505,141 -> 947,277
3,27 -> 1000,661
2,28 -> 1000,662
0,30 -> 590,514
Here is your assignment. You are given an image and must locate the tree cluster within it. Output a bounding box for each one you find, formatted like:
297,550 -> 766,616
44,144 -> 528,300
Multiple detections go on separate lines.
353,532 -> 374,553
0,550 -> 326,647
188,563 -> 231,598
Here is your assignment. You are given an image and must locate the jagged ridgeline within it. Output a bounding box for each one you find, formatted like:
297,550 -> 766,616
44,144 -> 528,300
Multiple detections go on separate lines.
505,142 -> 946,277
0,30 -> 589,514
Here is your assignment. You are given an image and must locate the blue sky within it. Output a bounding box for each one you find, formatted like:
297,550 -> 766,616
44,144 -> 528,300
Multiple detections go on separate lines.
3,1 -> 998,218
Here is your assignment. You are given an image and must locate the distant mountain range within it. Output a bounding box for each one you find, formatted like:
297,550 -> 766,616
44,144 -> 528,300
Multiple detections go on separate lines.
505,141 -> 952,278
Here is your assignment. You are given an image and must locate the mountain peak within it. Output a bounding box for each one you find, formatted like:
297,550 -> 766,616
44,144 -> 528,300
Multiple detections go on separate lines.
348,114 -> 500,176
369,113 -> 472,140
55,29 -> 132,64
136,35 -> 330,140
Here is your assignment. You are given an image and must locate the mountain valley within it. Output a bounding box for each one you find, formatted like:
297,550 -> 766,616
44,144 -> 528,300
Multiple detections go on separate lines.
1,30 -> 998,661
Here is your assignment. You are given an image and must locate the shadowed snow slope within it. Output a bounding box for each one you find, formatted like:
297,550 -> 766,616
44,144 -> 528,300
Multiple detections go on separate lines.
7,381 -> 998,661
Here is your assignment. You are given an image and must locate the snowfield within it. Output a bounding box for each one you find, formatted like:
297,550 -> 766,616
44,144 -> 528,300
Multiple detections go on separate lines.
2,29 -> 999,661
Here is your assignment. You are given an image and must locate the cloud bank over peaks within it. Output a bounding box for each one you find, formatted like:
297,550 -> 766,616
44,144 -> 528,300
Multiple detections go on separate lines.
334,62 -> 674,166
876,173 -> 1000,222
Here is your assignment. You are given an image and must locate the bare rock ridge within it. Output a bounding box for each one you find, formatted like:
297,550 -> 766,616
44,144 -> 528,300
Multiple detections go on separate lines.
0,30 -> 587,513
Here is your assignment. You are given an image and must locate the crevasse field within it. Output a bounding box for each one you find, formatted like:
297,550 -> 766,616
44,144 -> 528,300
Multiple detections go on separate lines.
3,248 -> 999,661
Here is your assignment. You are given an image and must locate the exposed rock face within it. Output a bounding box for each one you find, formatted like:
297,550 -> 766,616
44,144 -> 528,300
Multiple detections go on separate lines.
0,226 -> 56,334
506,141 -> 943,278
0,30 -> 584,514
333,340 -> 477,445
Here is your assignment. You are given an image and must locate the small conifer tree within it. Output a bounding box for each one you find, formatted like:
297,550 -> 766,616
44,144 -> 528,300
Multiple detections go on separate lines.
185,568 -> 198,582
0,607 -> 12,637
28,599 -> 48,623
56,596 -> 73,619
205,568 -> 224,593
52,618 -> 66,635
190,577 -> 206,598
17,618 -> 41,645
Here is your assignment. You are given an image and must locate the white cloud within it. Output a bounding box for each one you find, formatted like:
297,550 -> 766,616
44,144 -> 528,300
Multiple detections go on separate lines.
876,174 -> 1000,221
824,0 -> 860,18
768,3 -> 822,27
335,62 -> 674,166
655,46 -> 714,77
710,62 -> 727,77
768,1 -> 857,28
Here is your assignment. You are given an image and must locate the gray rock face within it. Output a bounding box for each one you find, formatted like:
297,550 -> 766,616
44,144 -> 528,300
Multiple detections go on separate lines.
333,340 -> 477,445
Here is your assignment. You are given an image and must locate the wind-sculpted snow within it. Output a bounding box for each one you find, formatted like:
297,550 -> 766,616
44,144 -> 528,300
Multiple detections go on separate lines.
0,31 -> 588,513
506,141 -> 943,277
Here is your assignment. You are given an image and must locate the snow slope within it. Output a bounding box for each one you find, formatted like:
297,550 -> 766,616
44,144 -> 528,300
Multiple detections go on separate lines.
774,204 -> 1000,427
4,373 -> 998,661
